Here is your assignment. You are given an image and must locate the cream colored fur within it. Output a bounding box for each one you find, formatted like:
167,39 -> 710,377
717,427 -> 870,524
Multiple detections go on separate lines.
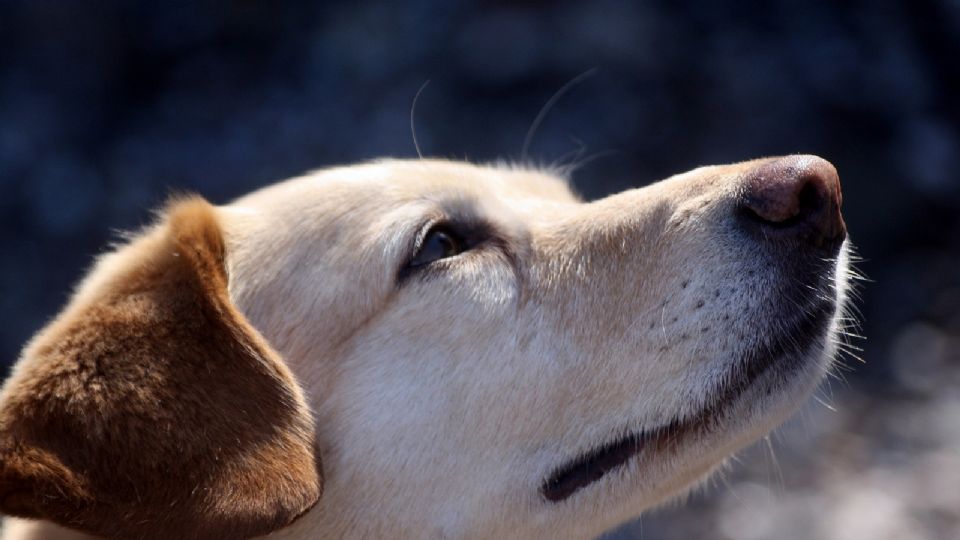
3,158 -> 849,539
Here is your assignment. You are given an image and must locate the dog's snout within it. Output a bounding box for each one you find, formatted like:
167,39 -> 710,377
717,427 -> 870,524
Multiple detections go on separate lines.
738,155 -> 845,247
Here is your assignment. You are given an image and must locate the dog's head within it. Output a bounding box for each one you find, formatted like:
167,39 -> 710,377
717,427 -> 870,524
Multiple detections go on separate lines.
0,156 -> 850,539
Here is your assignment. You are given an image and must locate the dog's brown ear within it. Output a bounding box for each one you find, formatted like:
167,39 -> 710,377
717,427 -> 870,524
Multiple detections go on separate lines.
0,198 -> 321,539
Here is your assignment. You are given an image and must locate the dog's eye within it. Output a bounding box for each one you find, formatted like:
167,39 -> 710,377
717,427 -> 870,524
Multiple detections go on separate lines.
410,227 -> 464,267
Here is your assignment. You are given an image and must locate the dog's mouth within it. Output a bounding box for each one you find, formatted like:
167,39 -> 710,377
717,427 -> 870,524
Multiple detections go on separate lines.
540,295 -> 837,503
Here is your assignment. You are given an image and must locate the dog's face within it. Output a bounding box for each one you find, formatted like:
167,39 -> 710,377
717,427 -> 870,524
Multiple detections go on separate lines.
0,157 -> 850,539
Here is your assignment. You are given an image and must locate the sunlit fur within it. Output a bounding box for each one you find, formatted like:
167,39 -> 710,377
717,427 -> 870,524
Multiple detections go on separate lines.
4,158 -> 850,540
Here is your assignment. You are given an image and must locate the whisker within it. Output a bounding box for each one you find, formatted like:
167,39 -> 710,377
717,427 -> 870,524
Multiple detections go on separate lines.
409,79 -> 431,159
521,68 -> 598,163
764,435 -> 785,494
557,148 -> 622,177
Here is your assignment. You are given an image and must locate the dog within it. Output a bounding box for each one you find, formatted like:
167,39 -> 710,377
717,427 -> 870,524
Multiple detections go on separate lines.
0,155 -> 851,539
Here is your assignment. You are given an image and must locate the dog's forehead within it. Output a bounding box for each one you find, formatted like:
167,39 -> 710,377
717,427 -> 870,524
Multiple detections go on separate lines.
232,159 -> 581,215
376,159 -> 581,203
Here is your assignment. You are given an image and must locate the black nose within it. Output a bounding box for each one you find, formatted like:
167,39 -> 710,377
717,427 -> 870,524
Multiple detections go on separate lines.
739,155 -> 846,248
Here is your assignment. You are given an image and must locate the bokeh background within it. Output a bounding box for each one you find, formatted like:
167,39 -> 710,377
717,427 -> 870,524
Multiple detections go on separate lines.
2,1 -> 958,538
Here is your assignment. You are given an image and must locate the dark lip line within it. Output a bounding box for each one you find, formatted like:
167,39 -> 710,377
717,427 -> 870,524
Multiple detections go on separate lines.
539,298 -> 836,503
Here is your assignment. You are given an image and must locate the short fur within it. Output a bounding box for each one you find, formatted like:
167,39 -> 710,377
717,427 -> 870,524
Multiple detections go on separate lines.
0,157 -> 849,539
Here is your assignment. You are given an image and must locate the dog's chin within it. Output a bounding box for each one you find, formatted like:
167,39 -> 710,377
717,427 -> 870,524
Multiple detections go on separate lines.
540,293 -> 838,505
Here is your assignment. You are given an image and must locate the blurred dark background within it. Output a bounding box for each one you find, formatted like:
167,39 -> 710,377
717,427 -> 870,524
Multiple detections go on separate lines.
1,1 -> 958,538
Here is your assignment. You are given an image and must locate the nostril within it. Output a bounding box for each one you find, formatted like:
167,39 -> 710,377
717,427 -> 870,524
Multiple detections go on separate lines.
738,155 -> 845,245
740,178 -> 819,228
745,175 -> 825,228
796,178 -> 823,221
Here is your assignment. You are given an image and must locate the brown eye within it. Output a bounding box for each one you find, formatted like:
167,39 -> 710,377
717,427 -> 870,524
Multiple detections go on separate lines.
409,227 -> 463,267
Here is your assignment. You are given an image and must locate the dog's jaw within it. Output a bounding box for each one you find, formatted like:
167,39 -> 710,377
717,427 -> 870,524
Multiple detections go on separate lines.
526,242 -> 850,539
541,286 -> 840,503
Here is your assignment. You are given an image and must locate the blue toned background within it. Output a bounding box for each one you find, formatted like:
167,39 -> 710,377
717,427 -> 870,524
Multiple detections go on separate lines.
1,1 -> 958,538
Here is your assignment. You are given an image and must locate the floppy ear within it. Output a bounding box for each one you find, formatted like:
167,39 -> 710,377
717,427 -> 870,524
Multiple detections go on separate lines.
0,198 -> 321,539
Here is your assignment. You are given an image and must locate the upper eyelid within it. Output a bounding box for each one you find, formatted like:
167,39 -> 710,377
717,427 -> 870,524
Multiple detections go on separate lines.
409,216 -> 446,257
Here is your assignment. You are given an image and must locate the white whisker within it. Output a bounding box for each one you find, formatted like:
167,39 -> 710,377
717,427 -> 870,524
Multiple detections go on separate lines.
409,80 -> 430,159
521,68 -> 598,163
